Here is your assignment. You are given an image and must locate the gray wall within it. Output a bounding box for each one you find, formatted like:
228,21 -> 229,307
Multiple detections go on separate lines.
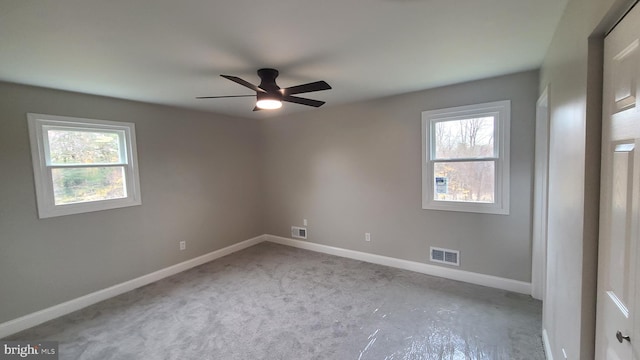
0,82 -> 264,324
0,70 -> 539,327
539,0 -> 631,358
261,70 -> 538,282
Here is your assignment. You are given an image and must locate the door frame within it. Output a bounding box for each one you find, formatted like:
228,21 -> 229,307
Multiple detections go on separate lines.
532,86 -> 550,301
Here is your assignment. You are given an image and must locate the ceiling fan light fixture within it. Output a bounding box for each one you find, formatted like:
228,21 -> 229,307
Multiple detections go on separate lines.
256,98 -> 282,110
198,69 -> 331,111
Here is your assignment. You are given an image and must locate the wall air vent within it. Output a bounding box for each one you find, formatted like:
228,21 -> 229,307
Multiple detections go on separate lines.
291,226 -> 307,239
430,246 -> 460,266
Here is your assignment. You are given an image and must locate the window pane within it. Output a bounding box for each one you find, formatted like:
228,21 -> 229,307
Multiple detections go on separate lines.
47,129 -> 123,165
434,117 -> 494,159
434,161 -> 495,203
51,167 -> 126,205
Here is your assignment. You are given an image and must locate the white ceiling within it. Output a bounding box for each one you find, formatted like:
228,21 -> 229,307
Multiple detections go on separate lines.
0,0 -> 568,118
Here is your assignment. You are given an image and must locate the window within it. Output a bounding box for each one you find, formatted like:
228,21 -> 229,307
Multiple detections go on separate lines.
421,100 -> 510,215
27,113 -> 141,218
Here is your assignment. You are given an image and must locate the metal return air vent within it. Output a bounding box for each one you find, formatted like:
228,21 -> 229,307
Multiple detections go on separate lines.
430,246 -> 460,266
291,226 -> 307,239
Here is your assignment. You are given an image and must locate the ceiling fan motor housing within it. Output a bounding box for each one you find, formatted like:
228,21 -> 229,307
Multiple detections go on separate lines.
257,68 -> 282,95
198,68 -> 330,109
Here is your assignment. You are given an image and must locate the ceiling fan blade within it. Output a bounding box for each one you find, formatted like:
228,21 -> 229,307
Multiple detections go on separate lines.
196,95 -> 255,99
283,95 -> 326,107
283,81 -> 331,95
221,75 -> 265,93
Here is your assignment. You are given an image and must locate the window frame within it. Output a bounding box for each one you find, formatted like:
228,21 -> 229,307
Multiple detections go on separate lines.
421,100 -> 510,215
27,113 -> 142,218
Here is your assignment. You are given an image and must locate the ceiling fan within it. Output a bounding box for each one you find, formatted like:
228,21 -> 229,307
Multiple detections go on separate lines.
197,68 -> 331,111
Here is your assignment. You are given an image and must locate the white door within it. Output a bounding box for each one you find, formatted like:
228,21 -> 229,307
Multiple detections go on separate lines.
596,3 -> 640,359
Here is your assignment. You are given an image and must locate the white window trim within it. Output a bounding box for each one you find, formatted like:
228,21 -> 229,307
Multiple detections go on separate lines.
421,100 -> 510,215
27,113 -> 142,218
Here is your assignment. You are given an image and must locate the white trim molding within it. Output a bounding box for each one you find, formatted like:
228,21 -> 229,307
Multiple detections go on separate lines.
0,235 -> 266,339
265,235 -> 531,294
543,328 -> 554,360
531,87 -> 550,301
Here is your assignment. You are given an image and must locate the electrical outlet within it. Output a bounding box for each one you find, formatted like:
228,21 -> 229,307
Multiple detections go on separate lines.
179,241 -> 186,251
303,218 -> 308,226
365,233 -> 371,242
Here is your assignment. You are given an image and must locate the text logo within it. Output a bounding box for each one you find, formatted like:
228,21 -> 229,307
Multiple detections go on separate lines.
1,341 -> 58,359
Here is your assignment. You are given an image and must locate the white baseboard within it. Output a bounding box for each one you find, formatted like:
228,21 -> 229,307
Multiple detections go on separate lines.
0,234 -> 266,339
265,234 -> 532,295
1,233 -> 532,339
543,328 -> 554,360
